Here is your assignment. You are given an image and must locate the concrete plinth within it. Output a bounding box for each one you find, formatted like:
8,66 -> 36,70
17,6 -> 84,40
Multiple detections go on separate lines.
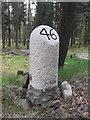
26,85 -> 60,106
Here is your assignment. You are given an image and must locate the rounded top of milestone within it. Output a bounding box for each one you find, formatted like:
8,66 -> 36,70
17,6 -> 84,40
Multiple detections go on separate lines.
30,25 -> 59,45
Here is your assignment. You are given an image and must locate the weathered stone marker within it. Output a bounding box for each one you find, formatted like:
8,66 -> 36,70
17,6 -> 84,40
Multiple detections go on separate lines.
26,25 -> 60,106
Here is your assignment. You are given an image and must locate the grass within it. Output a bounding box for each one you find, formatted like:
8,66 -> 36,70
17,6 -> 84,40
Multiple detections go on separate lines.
2,54 -> 29,86
58,57 -> 88,80
1,46 -> 88,86
2,73 -> 24,86
2,54 -> 29,74
2,50 -> 88,86
58,46 -> 88,80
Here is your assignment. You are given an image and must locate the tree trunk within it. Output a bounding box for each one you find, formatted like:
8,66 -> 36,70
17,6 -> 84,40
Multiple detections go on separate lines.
8,27 -> 11,46
5,31 -> 8,45
8,3 -> 11,46
12,26 -> 14,45
2,10 -> 5,49
27,39 -> 29,49
84,19 -> 88,45
78,22 -> 82,48
23,22 -> 26,46
15,29 -> 19,49
87,19 -> 90,44
19,26 -> 21,44
2,28 -> 5,49
70,30 -> 74,47
58,2 -> 76,67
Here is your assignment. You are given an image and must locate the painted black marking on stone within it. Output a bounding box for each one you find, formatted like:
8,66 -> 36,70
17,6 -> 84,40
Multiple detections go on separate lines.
50,29 -> 57,40
40,28 -> 57,40
40,28 -> 50,40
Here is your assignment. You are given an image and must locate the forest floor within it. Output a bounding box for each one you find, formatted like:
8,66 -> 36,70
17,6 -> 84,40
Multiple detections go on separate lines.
1,46 -> 90,119
2,76 -> 89,118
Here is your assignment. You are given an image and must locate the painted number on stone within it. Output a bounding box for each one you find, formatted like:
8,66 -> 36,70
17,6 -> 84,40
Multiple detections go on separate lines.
40,28 -> 57,40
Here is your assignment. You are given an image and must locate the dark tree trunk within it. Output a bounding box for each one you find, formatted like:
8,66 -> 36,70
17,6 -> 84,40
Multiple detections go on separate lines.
87,2 -> 90,44
2,28 -> 5,49
27,39 -> 29,49
2,10 -> 5,49
15,28 -> 19,49
78,22 -> 82,48
70,30 -> 74,47
87,19 -> 90,44
8,3 -> 11,46
8,27 -> 11,46
19,26 -> 21,44
84,19 -> 88,45
58,2 -> 76,67
27,0 -> 30,49
23,22 -> 26,46
5,31 -> 8,45
12,26 -> 15,45
70,20 -> 76,47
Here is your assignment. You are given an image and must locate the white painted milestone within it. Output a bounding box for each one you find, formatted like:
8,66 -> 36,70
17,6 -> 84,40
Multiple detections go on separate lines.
29,25 -> 59,90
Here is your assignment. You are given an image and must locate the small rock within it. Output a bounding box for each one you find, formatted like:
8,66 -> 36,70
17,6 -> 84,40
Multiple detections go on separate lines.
21,99 -> 29,110
61,81 -> 73,101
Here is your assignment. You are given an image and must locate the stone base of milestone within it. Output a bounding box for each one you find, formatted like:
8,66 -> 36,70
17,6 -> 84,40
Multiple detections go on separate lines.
26,85 -> 60,107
